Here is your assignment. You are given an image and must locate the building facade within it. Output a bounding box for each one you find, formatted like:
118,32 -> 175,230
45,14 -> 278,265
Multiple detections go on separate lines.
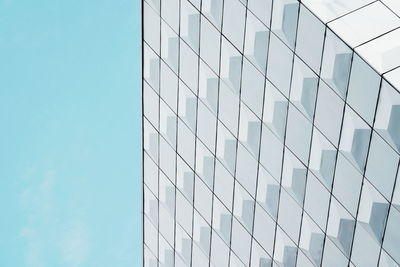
142,0 -> 400,266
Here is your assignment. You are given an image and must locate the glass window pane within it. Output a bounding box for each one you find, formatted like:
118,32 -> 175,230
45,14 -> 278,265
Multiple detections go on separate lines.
159,136 -> 176,181
177,118 -> 196,169
383,208 -> 400,264
238,103 -> 262,157
202,0 -> 223,30
356,180 -> 389,243
230,251 -> 246,267
195,141 -> 215,188
256,165 -> 280,219
179,40 -> 199,93
144,81 -> 159,128
379,249 -> 400,267
250,239 -> 272,267
160,62 -> 178,113
144,245 -> 158,267
233,182 -> 255,232
339,106 -> 371,172
181,0 -> 201,52
266,34 -> 294,97
159,99 -> 176,147
253,204 -> 275,255
296,250 -> 315,267
159,204 -> 175,247
144,186 -> 159,226
332,154 -> 363,217
273,227 -> 298,266
299,214 -> 324,266
244,12 -> 270,74
145,0 -> 160,13
281,148 -> 307,205
159,171 -> 175,216
314,81 -> 344,147
214,159 -> 235,211
375,80 -> 400,153
144,43 -> 160,92
176,155 -> 194,202
289,57 -> 318,121
278,189 -> 302,242
188,0 -> 200,9
144,152 -> 159,197
231,218 -> 252,265
194,176 -> 213,223
193,211 -> 211,256
144,118 -> 159,162
392,171 -> 400,213
144,216 -> 159,257
200,16 -> 221,74
216,122 -> 237,174
175,225 -> 192,264
212,197 -> 232,244
326,198 -> 355,256
248,0 -> 273,27
222,0 -> 246,51
286,105 -> 312,164
365,132 -> 399,200
198,61 -> 219,113
347,54 -> 381,126
192,243 -> 209,266
176,190 -> 193,235
309,128 -> 337,188
161,0 -> 179,32
260,124 -> 284,180
161,21 -> 179,73
271,0 -> 299,49
178,81 -> 197,132
218,81 -> 240,136
236,143 -> 258,197
144,2 -> 161,53
321,238 -> 349,267
263,80 -> 288,141
197,101 -> 217,152
220,37 -> 242,93
304,171 -> 330,230
241,59 -> 265,118
210,230 -> 230,267
295,5 -> 325,73
321,29 -> 353,99
351,220 -> 381,267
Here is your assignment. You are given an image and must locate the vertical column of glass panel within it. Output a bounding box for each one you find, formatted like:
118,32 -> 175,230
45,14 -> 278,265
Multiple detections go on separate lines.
143,0 -> 162,265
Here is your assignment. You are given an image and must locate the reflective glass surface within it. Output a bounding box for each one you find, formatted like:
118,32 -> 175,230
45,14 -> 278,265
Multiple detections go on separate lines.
142,0 -> 400,266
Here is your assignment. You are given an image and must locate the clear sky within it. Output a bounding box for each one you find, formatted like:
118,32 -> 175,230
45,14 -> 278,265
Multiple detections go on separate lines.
0,0 -> 141,266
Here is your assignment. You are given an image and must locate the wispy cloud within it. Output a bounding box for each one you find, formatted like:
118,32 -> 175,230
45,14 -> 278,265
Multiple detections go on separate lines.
60,220 -> 91,267
1,0 -> 14,7
18,170 -> 56,267
19,170 -> 55,218
26,242 -> 42,267
18,169 -> 91,267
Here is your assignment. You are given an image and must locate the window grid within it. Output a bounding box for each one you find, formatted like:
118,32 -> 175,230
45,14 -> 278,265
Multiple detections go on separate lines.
143,0 -> 400,266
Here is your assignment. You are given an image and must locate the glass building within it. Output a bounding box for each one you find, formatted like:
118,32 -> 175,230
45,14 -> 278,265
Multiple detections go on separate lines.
142,0 -> 400,266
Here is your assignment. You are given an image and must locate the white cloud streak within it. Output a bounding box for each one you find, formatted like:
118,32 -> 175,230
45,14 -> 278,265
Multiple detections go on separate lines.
60,220 -> 91,267
18,170 -> 91,267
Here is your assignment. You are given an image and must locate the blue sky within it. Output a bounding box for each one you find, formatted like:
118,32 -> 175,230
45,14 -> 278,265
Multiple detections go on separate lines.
0,0 -> 141,266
